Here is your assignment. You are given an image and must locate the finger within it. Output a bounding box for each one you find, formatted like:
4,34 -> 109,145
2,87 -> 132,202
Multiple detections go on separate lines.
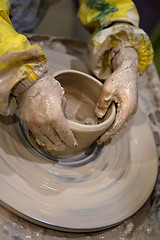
95,99 -> 114,118
95,81 -> 117,118
95,87 -> 114,118
98,114 -> 125,143
98,101 -> 137,143
28,123 -> 53,148
95,94 -> 118,118
96,88 -> 113,111
28,123 -> 64,151
39,124 -> 66,151
51,112 -> 77,147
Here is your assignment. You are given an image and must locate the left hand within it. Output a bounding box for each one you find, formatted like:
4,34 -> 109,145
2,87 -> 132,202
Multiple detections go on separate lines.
95,47 -> 139,143
17,74 -> 77,152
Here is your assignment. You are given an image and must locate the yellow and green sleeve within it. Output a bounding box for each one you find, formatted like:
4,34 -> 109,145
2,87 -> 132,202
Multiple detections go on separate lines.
0,0 -> 47,115
0,0 -> 154,115
78,0 -> 154,79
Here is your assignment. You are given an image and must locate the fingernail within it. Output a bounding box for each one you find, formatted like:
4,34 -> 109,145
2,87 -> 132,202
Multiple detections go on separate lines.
72,139 -> 78,146
36,139 -> 45,147
95,106 -> 106,118
53,144 -> 66,151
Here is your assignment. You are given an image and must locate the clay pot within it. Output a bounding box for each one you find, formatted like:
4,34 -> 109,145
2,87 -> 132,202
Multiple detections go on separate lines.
53,70 -> 116,157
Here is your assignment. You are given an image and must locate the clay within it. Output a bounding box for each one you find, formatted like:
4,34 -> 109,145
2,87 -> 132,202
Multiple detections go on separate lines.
51,69 -> 116,156
95,47 -> 139,142
0,36 -> 159,239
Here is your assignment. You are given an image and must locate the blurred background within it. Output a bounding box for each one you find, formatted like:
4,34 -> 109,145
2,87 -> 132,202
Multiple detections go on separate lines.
34,0 -> 87,40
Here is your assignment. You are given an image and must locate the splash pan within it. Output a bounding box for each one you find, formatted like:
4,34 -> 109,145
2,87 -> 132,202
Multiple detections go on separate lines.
0,38 -> 158,232
0,107 -> 157,232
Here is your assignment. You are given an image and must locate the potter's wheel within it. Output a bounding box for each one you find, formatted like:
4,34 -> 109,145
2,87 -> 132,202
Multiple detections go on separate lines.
0,37 -> 158,232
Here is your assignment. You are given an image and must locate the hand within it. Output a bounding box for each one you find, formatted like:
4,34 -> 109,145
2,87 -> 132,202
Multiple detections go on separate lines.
95,47 -> 139,143
18,74 -> 77,152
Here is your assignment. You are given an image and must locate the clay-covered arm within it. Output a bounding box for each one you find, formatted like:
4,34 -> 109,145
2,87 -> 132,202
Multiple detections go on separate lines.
0,0 -> 77,151
96,47 -> 139,142
78,0 -> 153,80
78,0 -> 154,141
0,0 -> 47,115
78,0 -> 153,78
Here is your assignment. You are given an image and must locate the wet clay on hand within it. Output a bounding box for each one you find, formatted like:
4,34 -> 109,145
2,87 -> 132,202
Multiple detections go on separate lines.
95,47 -> 139,143
17,74 -> 77,152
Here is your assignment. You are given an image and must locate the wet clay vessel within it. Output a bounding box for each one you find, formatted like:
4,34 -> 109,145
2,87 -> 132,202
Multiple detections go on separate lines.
52,69 -> 116,157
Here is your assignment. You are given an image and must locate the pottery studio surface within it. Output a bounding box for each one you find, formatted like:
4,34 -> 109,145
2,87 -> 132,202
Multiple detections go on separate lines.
0,36 -> 159,239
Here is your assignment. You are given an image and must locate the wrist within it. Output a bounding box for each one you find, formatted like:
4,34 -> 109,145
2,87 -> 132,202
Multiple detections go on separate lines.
112,47 -> 138,72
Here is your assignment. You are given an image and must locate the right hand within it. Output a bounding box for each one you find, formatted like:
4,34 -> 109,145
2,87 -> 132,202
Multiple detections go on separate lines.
95,47 -> 139,143
17,74 -> 77,152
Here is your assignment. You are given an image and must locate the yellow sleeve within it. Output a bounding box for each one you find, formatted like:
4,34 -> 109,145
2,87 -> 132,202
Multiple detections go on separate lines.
78,0 -> 139,31
78,0 -> 153,79
0,0 -> 47,115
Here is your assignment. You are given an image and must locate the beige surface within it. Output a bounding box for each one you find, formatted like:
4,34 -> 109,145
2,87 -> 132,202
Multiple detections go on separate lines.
0,35 -> 159,240
0,106 -> 157,231
0,37 -> 158,233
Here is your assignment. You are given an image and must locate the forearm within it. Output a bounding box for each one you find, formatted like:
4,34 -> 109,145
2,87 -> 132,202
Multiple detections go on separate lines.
78,0 -> 153,79
0,0 -> 47,115
78,0 -> 139,32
